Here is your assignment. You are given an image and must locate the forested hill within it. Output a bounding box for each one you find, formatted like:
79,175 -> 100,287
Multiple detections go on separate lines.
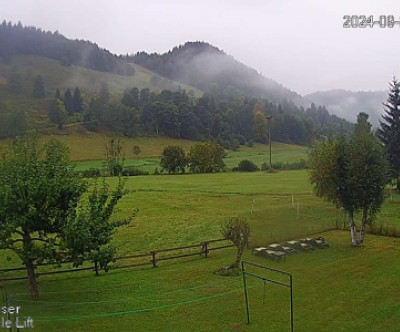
305,89 -> 387,128
0,23 -> 353,145
0,21 -> 134,76
130,42 -> 303,104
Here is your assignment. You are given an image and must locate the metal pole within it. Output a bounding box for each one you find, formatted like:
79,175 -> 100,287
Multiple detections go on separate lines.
266,116 -> 273,173
269,118 -> 271,173
290,274 -> 294,332
242,261 -> 250,324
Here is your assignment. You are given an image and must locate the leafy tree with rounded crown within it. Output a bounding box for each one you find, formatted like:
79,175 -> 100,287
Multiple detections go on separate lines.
64,177 -> 136,276
0,138 -> 86,300
188,142 -> 226,173
309,113 -> 390,246
160,145 -> 187,174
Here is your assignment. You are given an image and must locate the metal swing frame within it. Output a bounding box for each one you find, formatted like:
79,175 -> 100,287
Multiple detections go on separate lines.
241,260 -> 294,331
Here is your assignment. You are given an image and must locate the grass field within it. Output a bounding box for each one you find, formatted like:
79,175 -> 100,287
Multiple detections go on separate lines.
74,141 -> 308,173
0,134 -> 310,173
1,170 -> 399,331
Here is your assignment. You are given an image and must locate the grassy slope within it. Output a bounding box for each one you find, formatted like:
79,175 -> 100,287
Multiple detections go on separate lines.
1,171 -> 399,331
0,55 -> 202,127
0,134 -> 309,173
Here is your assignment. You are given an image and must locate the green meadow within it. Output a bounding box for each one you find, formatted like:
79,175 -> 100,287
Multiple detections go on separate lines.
1,169 -> 399,331
0,134 -> 310,173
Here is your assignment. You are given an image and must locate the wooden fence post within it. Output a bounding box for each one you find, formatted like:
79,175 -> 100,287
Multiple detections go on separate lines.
151,251 -> 157,267
201,242 -> 209,258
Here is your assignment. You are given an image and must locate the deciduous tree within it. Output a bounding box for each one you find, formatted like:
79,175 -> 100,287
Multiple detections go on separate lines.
65,177 -> 136,276
105,137 -> 124,176
188,142 -> 226,173
253,103 -> 267,143
0,138 -> 86,299
309,113 -> 389,246
160,146 -> 187,174
221,218 -> 250,269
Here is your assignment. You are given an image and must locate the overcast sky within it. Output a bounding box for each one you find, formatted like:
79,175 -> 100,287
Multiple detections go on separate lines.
2,0 -> 400,95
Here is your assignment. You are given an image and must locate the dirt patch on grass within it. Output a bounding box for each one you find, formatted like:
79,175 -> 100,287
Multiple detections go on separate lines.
228,322 -> 246,331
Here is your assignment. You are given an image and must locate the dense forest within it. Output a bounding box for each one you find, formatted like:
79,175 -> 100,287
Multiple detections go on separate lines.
129,42 -> 303,104
78,87 -> 352,147
0,21 -> 134,75
0,22 -> 353,145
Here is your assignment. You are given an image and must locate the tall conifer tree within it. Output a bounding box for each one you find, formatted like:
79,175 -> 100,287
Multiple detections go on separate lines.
73,87 -> 83,113
64,88 -> 74,115
379,78 -> 400,186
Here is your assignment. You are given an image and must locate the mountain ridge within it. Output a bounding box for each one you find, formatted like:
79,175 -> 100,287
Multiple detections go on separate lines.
304,89 -> 387,127
130,41 -> 305,105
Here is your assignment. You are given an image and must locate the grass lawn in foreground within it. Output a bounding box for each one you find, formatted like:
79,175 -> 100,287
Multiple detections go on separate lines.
0,170 -> 399,331
2,231 -> 399,331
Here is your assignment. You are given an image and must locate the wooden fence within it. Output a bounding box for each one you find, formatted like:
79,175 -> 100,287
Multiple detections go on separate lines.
0,238 -> 235,282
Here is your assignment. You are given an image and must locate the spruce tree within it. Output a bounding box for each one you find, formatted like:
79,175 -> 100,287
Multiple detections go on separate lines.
73,87 -> 83,113
48,99 -> 67,129
32,75 -> 45,98
64,88 -> 74,115
378,77 -> 400,186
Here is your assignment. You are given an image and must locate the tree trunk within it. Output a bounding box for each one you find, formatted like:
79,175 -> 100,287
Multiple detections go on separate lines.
230,247 -> 243,269
94,260 -> 99,276
359,207 -> 368,245
26,259 -> 38,300
349,212 -> 360,246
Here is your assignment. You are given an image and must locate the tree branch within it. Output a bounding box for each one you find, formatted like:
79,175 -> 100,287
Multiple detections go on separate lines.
14,229 -> 24,237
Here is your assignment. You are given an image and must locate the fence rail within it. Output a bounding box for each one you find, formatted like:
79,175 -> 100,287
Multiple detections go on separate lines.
0,238 -> 234,282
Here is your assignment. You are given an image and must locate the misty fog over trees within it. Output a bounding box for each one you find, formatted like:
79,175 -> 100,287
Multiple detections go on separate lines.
130,42 -> 303,105
0,21 -> 353,144
80,87 -> 351,147
0,21 -> 135,75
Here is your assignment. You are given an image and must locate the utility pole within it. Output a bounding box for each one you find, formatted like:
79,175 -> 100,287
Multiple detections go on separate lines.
266,115 -> 273,173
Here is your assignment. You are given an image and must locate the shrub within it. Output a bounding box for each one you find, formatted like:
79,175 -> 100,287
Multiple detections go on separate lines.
230,138 -> 240,151
237,159 -> 259,172
80,168 -> 101,178
235,135 -> 246,145
367,223 -> 400,237
120,167 -> 149,176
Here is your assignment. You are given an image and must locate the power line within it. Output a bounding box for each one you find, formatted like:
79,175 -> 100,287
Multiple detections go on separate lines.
34,288 -> 243,322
